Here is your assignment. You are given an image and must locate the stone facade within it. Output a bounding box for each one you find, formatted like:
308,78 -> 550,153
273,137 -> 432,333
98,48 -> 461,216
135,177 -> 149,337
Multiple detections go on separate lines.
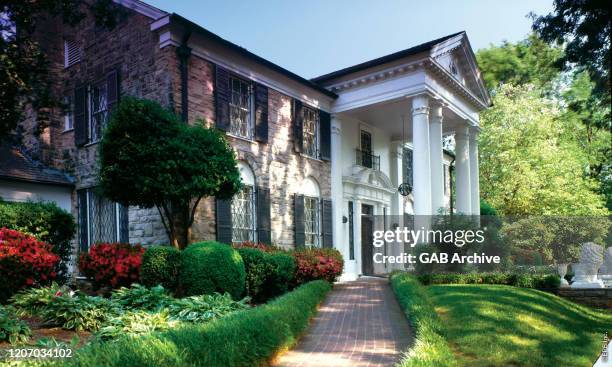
18,4 -> 331,251
557,288 -> 612,309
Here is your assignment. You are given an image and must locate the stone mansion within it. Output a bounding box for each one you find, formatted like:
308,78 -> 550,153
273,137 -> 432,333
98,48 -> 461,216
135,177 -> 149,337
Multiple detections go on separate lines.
0,0 -> 490,280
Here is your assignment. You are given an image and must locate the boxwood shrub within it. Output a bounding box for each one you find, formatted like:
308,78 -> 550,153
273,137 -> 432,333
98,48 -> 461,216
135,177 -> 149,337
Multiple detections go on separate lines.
237,248 -> 295,303
140,246 -> 181,292
60,280 -> 332,367
181,241 -> 245,299
0,200 -> 75,281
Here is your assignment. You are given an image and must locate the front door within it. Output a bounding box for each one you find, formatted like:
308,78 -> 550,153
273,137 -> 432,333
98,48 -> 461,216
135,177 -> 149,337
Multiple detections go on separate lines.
361,204 -> 374,275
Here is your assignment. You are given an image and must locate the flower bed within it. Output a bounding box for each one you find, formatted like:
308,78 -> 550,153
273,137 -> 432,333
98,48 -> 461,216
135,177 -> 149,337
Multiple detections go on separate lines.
78,243 -> 145,290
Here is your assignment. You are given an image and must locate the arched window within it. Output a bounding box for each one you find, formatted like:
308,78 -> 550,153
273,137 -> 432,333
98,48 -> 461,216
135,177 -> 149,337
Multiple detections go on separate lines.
232,161 -> 256,243
302,177 -> 321,248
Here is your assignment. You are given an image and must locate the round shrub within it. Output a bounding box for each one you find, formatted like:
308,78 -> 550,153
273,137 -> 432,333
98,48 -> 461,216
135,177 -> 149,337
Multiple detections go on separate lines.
78,243 -> 144,290
237,248 -> 268,301
0,228 -> 60,302
292,248 -> 344,286
140,246 -> 181,291
264,252 -> 295,299
181,241 -> 245,299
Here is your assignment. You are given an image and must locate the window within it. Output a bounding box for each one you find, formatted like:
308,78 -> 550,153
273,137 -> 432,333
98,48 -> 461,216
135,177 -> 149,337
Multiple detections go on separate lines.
402,147 -> 413,188
78,188 -> 128,252
64,95 -> 74,131
231,162 -> 256,243
64,40 -> 81,68
348,201 -> 355,260
89,81 -> 108,143
302,106 -> 319,158
443,164 -> 450,195
229,76 -> 253,139
304,196 -> 321,247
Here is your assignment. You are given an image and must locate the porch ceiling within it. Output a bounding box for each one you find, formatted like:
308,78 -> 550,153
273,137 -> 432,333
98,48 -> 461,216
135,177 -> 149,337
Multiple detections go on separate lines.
340,97 -> 465,140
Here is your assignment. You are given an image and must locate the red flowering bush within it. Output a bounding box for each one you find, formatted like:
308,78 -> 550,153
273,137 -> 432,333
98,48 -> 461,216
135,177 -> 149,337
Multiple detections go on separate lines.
292,248 -> 344,286
233,241 -> 279,253
78,243 -> 144,290
0,228 -> 60,301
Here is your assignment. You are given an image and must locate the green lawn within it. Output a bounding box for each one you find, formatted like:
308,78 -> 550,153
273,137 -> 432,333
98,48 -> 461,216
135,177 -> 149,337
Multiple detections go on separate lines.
427,284 -> 612,367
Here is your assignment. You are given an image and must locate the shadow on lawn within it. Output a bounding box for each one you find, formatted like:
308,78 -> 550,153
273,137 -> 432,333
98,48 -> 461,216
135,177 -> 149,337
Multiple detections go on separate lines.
427,285 -> 612,367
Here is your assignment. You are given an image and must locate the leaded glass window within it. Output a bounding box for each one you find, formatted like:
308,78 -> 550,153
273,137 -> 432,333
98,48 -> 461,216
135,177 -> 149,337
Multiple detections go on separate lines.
78,188 -> 128,252
229,76 -> 253,139
231,185 -> 256,243
89,81 -> 108,142
302,107 -> 319,158
304,196 -> 321,247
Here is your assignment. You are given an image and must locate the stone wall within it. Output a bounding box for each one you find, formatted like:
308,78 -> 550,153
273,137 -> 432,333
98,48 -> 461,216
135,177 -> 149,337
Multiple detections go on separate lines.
557,288 -> 612,309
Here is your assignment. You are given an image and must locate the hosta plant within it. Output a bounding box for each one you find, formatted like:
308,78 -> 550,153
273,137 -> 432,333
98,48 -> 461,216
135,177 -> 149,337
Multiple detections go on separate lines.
0,305 -> 31,345
96,310 -> 178,340
168,293 -> 250,323
39,293 -> 119,331
10,282 -> 71,317
110,284 -> 174,311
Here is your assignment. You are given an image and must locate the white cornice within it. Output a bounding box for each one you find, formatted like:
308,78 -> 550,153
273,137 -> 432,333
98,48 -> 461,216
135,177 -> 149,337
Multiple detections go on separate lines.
113,0 -> 167,20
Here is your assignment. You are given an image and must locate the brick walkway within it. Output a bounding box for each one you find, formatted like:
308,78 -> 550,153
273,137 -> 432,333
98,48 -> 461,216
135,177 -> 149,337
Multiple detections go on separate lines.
273,277 -> 413,367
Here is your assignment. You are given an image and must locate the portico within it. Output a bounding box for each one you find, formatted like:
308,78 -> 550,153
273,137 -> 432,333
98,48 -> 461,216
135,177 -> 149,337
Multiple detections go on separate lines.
314,31 -> 491,280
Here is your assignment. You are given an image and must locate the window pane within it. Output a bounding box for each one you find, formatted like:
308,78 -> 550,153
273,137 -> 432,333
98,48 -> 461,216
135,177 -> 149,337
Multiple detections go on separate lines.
90,82 -> 108,142
229,76 -> 252,139
88,190 -> 117,245
304,196 -> 320,247
231,185 -> 256,243
302,107 -> 319,158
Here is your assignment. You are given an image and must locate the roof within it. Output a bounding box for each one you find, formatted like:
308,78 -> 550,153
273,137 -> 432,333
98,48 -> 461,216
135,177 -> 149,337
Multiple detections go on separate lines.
169,14 -> 338,99
312,31 -> 465,84
0,145 -> 74,186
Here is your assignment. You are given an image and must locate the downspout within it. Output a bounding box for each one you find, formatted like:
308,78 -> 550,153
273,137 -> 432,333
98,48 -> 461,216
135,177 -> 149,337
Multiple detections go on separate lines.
449,157 -> 455,216
177,31 -> 192,122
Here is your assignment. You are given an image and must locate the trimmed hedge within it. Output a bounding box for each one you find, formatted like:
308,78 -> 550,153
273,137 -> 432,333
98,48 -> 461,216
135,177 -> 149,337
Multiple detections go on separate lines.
390,272 -> 457,367
140,246 -> 181,292
237,248 -> 295,302
181,241 -> 245,299
0,200 -> 75,281
416,272 -> 561,290
60,280 -> 332,367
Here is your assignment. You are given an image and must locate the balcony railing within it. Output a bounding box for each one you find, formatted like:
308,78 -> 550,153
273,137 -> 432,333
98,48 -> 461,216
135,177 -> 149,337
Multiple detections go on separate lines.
356,149 -> 380,171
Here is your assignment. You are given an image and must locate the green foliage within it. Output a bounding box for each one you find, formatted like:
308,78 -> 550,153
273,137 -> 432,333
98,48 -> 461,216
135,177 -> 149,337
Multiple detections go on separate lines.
167,293 -> 250,323
479,199 -> 497,216
180,241 -> 246,299
416,272 -> 561,290
390,272 -> 456,367
9,283 -> 66,316
0,305 -> 31,345
426,284 -> 612,366
39,294 -> 118,331
0,200 -> 76,281
110,284 -> 174,311
99,97 -> 241,249
140,246 -> 181,291
62,281 -> 331,367
237,248 -> 296,303
96,310 -> 178,340
476,33 -> 562,92
479,84 -> 608,215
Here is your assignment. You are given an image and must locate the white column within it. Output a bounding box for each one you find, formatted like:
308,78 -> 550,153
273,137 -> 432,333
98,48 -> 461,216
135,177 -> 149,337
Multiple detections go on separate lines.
469,128 -> 480,215
455,126 -> 472,214
353,199 -> 362,275
330,116 -> 345,257
429,102 -> 445,214
411,95 -> 432,216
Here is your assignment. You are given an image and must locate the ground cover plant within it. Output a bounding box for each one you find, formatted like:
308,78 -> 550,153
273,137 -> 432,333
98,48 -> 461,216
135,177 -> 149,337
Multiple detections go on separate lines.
416,272 -> 560,289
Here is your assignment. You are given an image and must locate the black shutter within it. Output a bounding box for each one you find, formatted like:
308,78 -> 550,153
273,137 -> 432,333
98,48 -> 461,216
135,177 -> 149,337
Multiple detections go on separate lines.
106,69 -> 119,113
74,86 -> 88,146
321,199 -> 333,248
319,110 -> 331,161
214,65 -> 230,131
119,204 -> 129,243
216,198 -> 233,244
256,187 -> 271,244
77,189 -> 89,252
254,83 -> 268,143
292,100 -> 303,153
294,194 -> 305,248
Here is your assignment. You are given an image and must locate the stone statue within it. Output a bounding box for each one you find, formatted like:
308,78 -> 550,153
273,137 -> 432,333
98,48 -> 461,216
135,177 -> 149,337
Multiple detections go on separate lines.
598,247 -> 612,287
571,242 -> 604,288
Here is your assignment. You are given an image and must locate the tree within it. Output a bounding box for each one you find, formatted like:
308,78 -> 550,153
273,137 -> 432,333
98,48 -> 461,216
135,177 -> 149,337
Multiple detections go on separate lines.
0,0 -> 120,141
98,97 -> 242,250
532,0 -> 611,130
476,33 -> 563,93
479,84 -> 608,216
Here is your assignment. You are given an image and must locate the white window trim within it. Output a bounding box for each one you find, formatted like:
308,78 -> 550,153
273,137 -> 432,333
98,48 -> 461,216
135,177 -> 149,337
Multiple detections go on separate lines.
228,75 -> 255,141
302,106 -> 320,159
304,195 -> 322,248
231,185 -> 257,243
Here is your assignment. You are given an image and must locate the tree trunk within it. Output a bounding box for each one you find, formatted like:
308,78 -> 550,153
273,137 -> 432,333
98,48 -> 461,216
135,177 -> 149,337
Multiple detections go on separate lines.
160,200 -> 191,250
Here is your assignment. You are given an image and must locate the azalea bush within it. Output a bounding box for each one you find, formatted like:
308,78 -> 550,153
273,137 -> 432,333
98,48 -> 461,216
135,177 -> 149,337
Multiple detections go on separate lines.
292,248 -> 344,285
78,243 -> 145,290
0,228 -> 60,301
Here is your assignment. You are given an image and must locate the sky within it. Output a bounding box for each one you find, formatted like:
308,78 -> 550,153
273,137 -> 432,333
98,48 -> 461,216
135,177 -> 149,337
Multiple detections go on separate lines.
146,0 -> 554,79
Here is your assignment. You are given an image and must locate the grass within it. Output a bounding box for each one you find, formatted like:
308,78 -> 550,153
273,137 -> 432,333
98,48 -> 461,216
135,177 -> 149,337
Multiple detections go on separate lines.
52,280 -> 331,367
427,284 -> 612,367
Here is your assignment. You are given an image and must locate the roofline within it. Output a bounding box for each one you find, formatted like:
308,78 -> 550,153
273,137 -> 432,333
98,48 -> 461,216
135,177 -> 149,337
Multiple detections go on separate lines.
312,31 -> 465,84
168,14 -> 337,99
0,175 -> 75,187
